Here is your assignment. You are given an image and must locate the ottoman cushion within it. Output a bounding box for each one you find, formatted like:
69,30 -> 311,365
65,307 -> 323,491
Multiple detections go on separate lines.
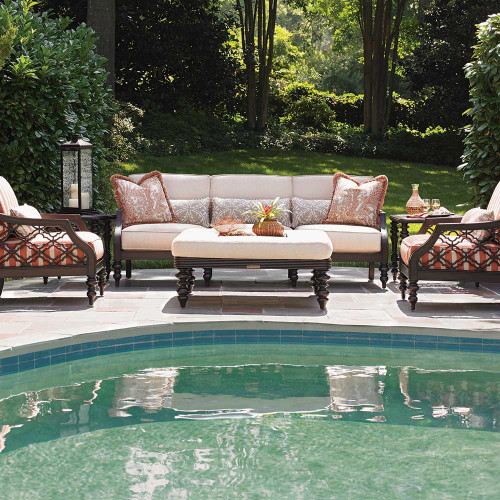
172,227 -> 332,260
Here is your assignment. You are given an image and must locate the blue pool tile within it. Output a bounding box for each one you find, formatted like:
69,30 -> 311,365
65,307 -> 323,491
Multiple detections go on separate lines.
281,336 -> 303,344
347,332 -> 370,339
392,340 -> 415,349
66,351 -> 83,361
215,337 -> 236,344
460,337 -> 482,344
215,329 -> 235,336
460,344 -> 483,352
281,329 -> 302,337
98,339 -> 115,347
303,330 -> 322,337
81,348 -> 98,359
19,352 -> 34,363
370,339 -> 392,348
437,343 -> 459,351
258,329 -> 279,336
19,360 -> 35,372
51,354 -> 66,365
258,336 -> 281,343
97,346 -> 115,355
134,342 -> 154,350
0,364 -> 18,375
115,344 -> 134,353
236,336 -> 259,344
348,338 -> 370,346
81,341 -> 98,350
302,337 -> 324,345
392,334 -> 414,341
325,337 -> 347,345
172,331 -> 193,340
50,347 -> 66,356
115,337 -> 134,345
415,335 -> 438,342
133,334 -> 153,343
0,355 -> 18,366
172,338 -> 192,347
236,329 -> 258,336
483,344 -> 500,353
483,338 -> 500,345
154,340 -> 173,348
34,357 -> 50,368
153,333 -> 173,341
415,341 -> 437,350
192,330 -> 213,338
324,331 -> 348,338
66,344 -> 82,353
193,337 -> 213,345
370,332 -> 392,340
437,336 -> 461,343
34,350 -> 50,360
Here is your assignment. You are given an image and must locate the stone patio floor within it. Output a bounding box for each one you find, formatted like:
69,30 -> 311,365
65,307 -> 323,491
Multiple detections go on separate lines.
1,266 -> 500,357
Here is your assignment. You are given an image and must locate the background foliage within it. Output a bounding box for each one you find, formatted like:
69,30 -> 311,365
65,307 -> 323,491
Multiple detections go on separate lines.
460,14 -> 500,206
0,0 -> 112,211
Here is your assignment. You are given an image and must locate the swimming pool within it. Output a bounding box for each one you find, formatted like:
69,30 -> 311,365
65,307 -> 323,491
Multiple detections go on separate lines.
1,340 -> 500,498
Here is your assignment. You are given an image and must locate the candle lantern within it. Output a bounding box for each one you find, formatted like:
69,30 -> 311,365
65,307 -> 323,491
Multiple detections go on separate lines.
60,135 -> 93,213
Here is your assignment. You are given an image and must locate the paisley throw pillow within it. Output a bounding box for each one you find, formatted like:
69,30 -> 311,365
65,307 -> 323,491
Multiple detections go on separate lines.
170,198 -> 210,227
291,198 -> 331,228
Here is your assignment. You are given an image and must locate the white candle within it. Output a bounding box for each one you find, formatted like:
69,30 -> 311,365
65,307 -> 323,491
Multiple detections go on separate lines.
68,198 -> 79,208
81,192 -> 90,210
70,183 -> 79,199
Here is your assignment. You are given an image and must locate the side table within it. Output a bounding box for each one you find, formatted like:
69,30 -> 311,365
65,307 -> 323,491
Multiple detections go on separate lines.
81,213 -> 116,279
389,214 -> 425,281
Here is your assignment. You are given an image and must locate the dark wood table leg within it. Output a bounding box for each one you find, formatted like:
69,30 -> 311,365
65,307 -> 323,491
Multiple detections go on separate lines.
314,269 -> 329,310
176,268 -> 191,308
188,268 -> 195,293
390,220 -> 400,281
103,219 -> 112,280
203,268 -> 212,286
126,260 -> 132,279
289,269 -> 298,288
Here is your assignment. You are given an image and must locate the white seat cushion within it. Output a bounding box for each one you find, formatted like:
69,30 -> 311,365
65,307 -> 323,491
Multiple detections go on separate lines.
121,223 -> 203,251
295,224 -> 381,253
210,175 -> 293,199
172,227 -> 332,260
128,174 -> 211,200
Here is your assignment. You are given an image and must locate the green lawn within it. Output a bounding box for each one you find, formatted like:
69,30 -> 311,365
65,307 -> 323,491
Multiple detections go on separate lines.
113,149 -> 471,217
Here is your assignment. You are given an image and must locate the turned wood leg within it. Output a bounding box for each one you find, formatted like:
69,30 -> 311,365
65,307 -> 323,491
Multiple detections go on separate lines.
0,278 -> 4,297
126,260 -> 132,279
188,268 -> 195,293
289,269 -> 298,288
399,273 -> 408,300
379,262 -> 389,289
58,276 -> 61,280
408,280 -> 419,311
113,260 -> 122,287
86,275 -> 98,306
98,268 -> 107,296
43,277 -> 48,285
176,268 -> 191,308
368,262 -> 375,281
390,220 -> 399,281
315,270 -> 330,310
475,282 -> 480,288
311,269 -> 319,294
203,268 -> 212,287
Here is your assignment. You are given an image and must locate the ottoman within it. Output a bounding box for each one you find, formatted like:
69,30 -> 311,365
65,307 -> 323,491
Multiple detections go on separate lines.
171,227 -> 333,309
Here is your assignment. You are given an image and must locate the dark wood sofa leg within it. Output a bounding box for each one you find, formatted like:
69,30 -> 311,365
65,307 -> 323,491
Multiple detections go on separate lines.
408,280 -> 419,311
113,260 -> 122,287
368,262 -> 375,281
203,268 -> 212,286
188,268 -> 195,293
379,262 -> 389,289
43,277 -> 48,285
126,260 -> 132,279
475,282 -> 480,288
315,270 -> 329,310
98,268 -> 107,296
86,275 -> 98,306
0,278 -> 4,297
399,273 -> 408,300
289,269 -> 298,288
176,268 -> 191,308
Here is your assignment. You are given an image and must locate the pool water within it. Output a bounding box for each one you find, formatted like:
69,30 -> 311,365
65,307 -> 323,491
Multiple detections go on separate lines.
1,344 -> 500,499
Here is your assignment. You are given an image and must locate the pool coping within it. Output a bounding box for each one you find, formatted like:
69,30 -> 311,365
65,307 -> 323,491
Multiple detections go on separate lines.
1,319 -> 500,372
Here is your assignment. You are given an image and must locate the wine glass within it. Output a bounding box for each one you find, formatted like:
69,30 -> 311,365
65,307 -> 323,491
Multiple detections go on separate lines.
422,199 -> 430,213
432,199 -> 440,211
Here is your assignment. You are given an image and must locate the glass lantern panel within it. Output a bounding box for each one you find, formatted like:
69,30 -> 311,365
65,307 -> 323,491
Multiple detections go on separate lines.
62,150 -> 79,208
80,149 -> 93,209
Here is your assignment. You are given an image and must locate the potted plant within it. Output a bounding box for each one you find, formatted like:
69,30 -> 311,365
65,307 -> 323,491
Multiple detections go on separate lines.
250,197 -> 290,236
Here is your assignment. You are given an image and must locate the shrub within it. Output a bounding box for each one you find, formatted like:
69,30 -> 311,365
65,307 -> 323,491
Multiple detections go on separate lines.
285,94 -> 336,130
460,14 -> 500,206
0,0 -> 112,211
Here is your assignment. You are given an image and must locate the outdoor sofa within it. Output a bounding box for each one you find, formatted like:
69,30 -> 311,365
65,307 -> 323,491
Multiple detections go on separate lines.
113,173 -> 389,288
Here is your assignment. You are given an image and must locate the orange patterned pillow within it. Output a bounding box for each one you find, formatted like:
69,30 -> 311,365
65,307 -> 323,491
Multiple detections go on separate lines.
110,171 -> 177,228
323,172 -> 388,228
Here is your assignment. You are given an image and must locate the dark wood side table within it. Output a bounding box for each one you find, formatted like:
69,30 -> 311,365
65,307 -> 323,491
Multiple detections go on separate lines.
389,214 -> 426,281
81,213 -> 116,279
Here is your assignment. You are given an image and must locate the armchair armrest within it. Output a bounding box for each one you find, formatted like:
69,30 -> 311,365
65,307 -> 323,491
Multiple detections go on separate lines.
114,209 -> 123,258
379,211 -> 389,259
417,216 -> 463,234
40,213 -> 88,231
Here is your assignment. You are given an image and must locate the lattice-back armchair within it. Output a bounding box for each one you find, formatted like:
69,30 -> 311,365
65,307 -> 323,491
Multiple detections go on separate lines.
0,177 -> 106,305
398,182 -> 500,310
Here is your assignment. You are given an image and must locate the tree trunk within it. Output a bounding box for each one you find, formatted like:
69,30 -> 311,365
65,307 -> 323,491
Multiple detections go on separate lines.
87,0 -> 115,95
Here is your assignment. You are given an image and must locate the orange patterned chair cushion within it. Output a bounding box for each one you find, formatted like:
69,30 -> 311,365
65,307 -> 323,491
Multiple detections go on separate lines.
0,231 -> 103,267
400,234 -> 500,271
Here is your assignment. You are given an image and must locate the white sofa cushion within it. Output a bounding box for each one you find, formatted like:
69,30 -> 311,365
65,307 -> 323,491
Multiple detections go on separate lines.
295,224 -> 381,253
211,197 -> 292,227
292,175 -> 373,200
128,173 -> 211,200
171,227 -> 332,259
121,223 -> 202,251
210,174 -> 293,199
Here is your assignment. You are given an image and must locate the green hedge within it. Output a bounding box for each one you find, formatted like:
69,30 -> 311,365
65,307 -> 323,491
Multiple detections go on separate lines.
0,0 -> 112,211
